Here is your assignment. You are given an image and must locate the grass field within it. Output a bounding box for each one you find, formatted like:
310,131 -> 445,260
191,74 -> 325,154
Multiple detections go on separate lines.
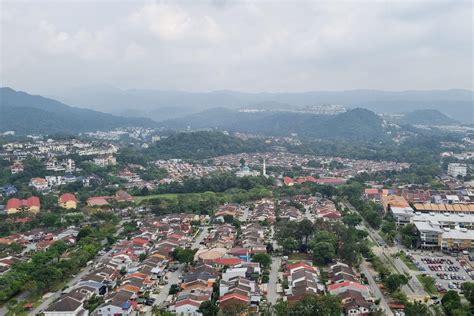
398,252 -> 419,271
134,189 -> 272,204
417,274 -> 439,295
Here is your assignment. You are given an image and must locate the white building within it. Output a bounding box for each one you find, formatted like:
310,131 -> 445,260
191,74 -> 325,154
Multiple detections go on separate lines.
448,163 -> 467,178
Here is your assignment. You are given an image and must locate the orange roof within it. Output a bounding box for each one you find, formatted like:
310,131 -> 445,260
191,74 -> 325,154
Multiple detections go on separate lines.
59,193 -> 77,203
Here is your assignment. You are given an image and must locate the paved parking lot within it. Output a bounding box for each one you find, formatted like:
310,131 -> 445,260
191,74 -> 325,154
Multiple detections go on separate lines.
409,251 -> 473,292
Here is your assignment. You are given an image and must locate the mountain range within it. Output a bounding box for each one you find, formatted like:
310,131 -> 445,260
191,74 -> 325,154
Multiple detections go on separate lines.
160,107 -> 390,141
52,87 -> 473,124
0,87 -> 156,135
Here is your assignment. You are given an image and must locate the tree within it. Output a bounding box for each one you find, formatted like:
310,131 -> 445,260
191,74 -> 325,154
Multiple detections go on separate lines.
76,226 -> 93,241
281,237 -> 298,255
404,301 -> 430,316
221,301 -> 248,316
441,290 -> 463,315
311,242 -> 335,265
311,231 -> 337,249
169,284 -> 181,295
400,224 -> 418,249
251,253 -> 272,269
461,282 -> 474,305
266,243 -> 274,254
171,247 -> 196,265
273,300 -> 288,316
342,213 -> 362,227
289,294 -> 341,315
298,219 -> 314,244
198,300 -> 219,316
223,214 -> 234,223
384,274 -> 408,292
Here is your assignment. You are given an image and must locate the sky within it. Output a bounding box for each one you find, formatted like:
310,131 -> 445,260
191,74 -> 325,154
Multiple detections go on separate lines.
1,0 -> 473,94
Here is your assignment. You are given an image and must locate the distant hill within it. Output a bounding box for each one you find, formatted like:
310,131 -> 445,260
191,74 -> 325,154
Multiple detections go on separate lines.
145,131 -> 268,160
53,87 -> 474,124
394,109 -> 458,126
0,87 -> 156,135
161,107 -> 388,141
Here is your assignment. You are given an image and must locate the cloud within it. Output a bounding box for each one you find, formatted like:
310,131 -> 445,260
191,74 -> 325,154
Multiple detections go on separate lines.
0,0 -> 472,92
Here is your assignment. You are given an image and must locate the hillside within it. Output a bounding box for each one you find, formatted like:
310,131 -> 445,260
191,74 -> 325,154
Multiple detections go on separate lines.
144,131 -> 268,160
161,108 -> 388,141
54,87 -> 474,124
0,87 -> 156,135
398,109 -> 458,126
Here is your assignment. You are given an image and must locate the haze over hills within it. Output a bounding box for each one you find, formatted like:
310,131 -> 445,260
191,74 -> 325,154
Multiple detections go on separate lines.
161,107 -> 390,141
52,87 -> 473,124
0,87 -> 156,135
385,109 -> 459,126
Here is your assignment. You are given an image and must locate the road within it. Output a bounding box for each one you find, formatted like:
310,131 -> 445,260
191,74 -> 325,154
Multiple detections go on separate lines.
191,226 -> 209,250
154,264 -> 184,307
360,260 -> 394,316
347,202 -> 428,300
241,207 -> 249,222
267,256 -> 281,305
29,223 -> 125,315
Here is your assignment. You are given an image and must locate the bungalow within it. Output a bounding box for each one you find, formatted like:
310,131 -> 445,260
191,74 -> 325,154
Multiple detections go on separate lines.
95,289 -> 135,316
5,197 -> 40,214
29,177 -> 49,191
11,161 -> 23,174
59,193 -> 78,209
43,295 -> 88,316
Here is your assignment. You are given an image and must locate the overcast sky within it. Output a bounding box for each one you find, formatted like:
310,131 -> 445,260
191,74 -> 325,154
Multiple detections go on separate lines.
1,0 -> 473,93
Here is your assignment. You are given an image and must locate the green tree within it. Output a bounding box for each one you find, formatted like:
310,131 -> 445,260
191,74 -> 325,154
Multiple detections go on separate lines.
400,224 -> 418,249
198,300 -> 219,316
289,294 -> 341,315
384,273 -> 408,292
311,242 -> 335,265
171,247 -> 196,265
404,301 -> 430,316
342,213 -> 362,227
221,301 -> 248,315
281,237 -> 298,255
441,290 -> 463,316
251,253 -> 272,269
461,282 -> 474,305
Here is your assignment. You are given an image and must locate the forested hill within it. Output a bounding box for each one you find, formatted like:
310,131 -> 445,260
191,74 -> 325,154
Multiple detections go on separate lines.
144,131 -> 269,160
0,87 -> 156,135
161,108 -> 389,141
397,110 -> 458,126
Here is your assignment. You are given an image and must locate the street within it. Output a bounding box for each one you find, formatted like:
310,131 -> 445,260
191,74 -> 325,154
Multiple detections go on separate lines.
191,226 -> 209,250
360,260 -> 394,316
154,264 -> 184,307
267,256 -> 281,305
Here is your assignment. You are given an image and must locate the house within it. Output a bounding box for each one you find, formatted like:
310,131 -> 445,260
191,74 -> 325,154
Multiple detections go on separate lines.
29,177 -> 49,191
5,197 -> 40,214
11,161 -> 24,174
0,184 -> 17,197
59,193 -> 78,209
284,177 -> 295,186
115,190 -> 134,203
93,155 -> 117,167
87,196 -> 110,207
94,289 -> 135,316
285,262 -> 324,302
43,295 -> 88,316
